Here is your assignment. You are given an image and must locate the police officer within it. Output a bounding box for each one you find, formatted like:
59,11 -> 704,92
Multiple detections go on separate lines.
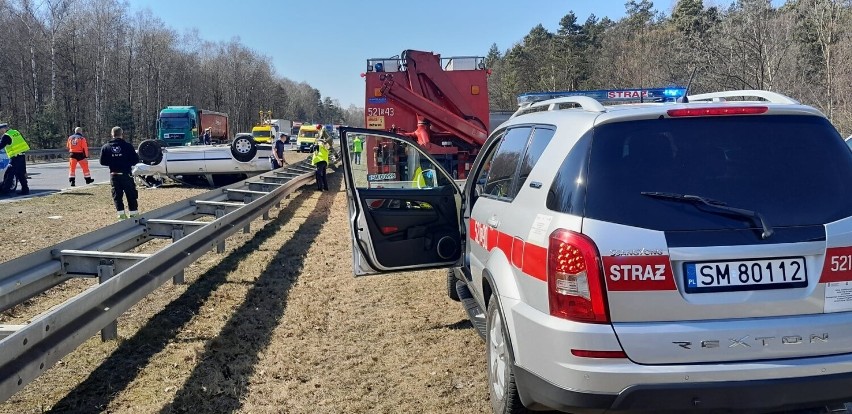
271,133 -> 289,169
311,135 -> 330,191
67,127 -> 94,186
99,126 -> 140,220
0,122 -> 30,195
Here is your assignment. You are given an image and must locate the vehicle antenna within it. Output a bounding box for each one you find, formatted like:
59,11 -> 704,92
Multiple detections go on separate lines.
678,67 -> 699,103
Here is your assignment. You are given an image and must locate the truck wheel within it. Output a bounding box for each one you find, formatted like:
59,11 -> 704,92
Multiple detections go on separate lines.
231,135 -> 257,162
486,294 -> 527,414
138,140 -> 163,166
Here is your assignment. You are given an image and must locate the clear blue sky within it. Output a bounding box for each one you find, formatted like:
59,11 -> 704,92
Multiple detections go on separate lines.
125,0 -> 743,108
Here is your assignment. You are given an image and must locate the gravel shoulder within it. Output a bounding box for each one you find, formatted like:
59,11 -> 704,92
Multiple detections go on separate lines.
0,154 -> 488,413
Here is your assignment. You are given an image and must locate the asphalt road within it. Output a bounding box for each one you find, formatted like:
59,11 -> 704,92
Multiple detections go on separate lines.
0,160 -> 111,202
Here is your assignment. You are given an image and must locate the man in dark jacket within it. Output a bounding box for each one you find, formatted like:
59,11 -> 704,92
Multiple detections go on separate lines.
271,133 -> 289,169
99,126 -> 140,220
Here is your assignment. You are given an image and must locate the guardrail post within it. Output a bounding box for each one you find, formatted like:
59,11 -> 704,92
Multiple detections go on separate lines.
215,208 -> 226,253
243,196 -> 252,233
263,210 -> 270,220
171,228 -> 185,284
97,260 -> 118,341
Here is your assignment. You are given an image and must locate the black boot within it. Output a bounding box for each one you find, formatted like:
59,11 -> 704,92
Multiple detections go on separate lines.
17,187 -> 29,195
85,177 -> 94,184
69,177 -> 76,187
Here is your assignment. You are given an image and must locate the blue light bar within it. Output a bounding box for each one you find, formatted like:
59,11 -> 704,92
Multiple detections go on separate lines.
517,87 -> 687,106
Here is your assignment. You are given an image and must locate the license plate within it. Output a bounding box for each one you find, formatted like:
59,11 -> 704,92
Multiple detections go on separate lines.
684,257 -> 807,293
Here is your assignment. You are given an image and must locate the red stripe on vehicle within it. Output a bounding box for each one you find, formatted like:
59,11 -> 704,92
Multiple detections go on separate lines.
487,227 -> 499,251
467,219 -> 546,281
511,237 -> 524,269
497,232 -> 514,258
601,256 -> 676,291
522,243 -> 548,281
821,246 -> 852,283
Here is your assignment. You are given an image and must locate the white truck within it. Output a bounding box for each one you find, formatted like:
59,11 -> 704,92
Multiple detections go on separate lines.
270,119 -> 293,141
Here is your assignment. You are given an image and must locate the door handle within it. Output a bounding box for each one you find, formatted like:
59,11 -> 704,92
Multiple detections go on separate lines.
486,216 -> 500,229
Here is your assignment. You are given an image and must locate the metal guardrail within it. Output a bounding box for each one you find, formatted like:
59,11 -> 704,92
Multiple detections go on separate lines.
0,158 -> 326,402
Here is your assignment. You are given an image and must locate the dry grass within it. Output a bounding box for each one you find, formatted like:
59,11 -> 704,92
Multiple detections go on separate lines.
0,152 -> 488,414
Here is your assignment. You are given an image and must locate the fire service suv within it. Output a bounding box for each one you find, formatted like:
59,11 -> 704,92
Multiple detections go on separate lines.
338,88 -> 852,413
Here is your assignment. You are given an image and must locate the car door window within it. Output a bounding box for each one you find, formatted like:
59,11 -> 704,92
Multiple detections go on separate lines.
349,134 -> 451,190
513,126 -> 555,196
482,127 -> 531,201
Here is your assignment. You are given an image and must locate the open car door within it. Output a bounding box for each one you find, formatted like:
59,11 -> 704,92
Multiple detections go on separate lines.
339,127 -> 464,276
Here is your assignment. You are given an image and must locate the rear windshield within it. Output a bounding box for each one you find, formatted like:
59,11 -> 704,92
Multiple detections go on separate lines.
563,115 -> 852,230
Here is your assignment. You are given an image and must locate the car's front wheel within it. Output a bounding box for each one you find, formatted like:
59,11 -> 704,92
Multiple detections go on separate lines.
487,294 -> 528,414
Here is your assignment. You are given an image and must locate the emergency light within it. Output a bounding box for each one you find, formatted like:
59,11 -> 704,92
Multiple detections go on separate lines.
517,87 -> 687,107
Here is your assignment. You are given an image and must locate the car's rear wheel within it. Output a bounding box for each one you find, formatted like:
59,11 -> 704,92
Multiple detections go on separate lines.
231,136 -> 257,162
487,294 -> 528,414
138,139 -> 163,165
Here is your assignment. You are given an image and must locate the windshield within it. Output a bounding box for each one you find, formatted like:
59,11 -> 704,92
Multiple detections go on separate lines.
160,117 -> 190,130
300,131 -> 318,138
549,115 -> 852,231
252,130 -> 270,138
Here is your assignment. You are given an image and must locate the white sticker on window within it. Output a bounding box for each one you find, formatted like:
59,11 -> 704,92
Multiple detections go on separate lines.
825,282 -> 852,313
527,214 -> 553,245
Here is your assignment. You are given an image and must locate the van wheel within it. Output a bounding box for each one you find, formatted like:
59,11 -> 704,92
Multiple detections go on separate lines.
231,135 -> 257,162
138,139 -> 163,166
487,294 -> 527,414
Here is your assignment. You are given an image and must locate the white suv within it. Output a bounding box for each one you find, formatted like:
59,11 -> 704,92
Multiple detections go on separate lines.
338,89 -> 852,413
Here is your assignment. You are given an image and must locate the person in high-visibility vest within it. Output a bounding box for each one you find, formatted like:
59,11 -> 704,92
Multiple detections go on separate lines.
67,127 -> 94,187
351,135 -> 363,165
0,122 -> 30,195
311,134 -> 330,191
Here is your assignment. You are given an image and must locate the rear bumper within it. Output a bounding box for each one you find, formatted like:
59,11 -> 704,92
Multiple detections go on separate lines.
515,366 -> 852,413
504,297 -> 852,412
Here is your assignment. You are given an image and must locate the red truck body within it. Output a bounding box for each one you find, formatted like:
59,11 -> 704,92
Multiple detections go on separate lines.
363,50 -> 489,179
199,110 -> 229,142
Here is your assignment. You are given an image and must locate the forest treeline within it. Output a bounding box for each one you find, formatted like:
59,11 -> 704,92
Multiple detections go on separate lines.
486,0 -> 852,135
0,0 -> 363,149
3,0 -> 851,149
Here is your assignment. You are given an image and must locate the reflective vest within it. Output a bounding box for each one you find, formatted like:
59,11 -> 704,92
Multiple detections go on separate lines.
352,137 -> 363,153
312,143 -> 329,165
5,129 -> 30,158
68,134 -> 88,154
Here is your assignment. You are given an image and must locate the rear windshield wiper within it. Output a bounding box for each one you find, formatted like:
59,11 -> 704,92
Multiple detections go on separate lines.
640,191 -> 774,239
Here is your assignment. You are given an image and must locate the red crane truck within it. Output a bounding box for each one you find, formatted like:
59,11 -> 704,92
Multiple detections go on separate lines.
362,49 -> 490,180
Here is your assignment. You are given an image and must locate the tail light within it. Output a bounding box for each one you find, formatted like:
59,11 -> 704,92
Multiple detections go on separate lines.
667,106 -> 768,117
548,229 -> 609,323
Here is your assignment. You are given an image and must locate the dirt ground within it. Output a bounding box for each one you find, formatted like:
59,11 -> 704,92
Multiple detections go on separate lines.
0,152 -> 489,414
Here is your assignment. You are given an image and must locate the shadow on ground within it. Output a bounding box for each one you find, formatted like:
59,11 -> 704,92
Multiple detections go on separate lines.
47,175 -> 337,413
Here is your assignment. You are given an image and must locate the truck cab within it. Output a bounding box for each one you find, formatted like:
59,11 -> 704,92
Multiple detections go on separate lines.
158,106 -> 199,146
251,124 -> 273,143
296,124 -> 319,152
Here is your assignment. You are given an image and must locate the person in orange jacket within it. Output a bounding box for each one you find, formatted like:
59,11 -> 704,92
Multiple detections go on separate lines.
67,127 -> 94,186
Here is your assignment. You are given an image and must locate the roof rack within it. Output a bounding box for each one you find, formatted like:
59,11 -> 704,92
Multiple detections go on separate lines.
511,96 -> 606,118
688,90 -> 799,104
